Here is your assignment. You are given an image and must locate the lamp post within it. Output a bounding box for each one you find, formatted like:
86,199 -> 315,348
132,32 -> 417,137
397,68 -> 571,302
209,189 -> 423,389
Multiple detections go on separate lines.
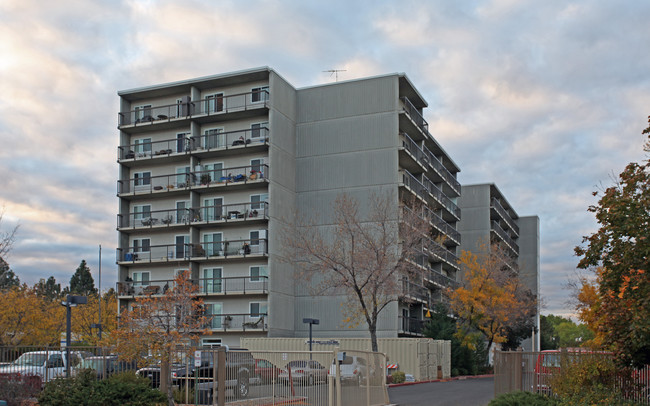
61,295 -> 87,377
303,318 -> 320,359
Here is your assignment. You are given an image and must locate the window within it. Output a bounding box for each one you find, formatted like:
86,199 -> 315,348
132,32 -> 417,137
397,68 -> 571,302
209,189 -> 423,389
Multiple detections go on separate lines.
133,205 -> 151,221
249,301 -> 267,317
251,158 -> 264,176
204,303 -> 223,329
204,198 -> 223,221
201,338 -> 222,348
250,266 -> 267,282
176,166 -> 190,186
250,194 -> 268,211
203,233 -> 223,256
176,132 -> 190,153
202,268 -> 223,294
134,105 -> 152,122
251,86 -> 269,103
133,238 -> 150,253
134,138 -> 152,155
250,122 -> 268,139
204,128 -> 225,149
132,271 -> 150,286
175,235 -> 189,259
176,201 -> 189,223
133,171 -> 151,187
249,230 -> 267,253
205,93 -> 224,113
47,354 -> 65,368
204,163 -> 223,183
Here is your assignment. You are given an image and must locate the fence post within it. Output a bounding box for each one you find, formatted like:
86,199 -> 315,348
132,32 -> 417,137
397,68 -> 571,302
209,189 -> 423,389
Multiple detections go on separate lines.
217,347 -> 226,406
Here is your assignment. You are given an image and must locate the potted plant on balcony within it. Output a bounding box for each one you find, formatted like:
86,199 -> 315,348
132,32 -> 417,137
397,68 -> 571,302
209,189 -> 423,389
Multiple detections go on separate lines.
200,174 -> 211,185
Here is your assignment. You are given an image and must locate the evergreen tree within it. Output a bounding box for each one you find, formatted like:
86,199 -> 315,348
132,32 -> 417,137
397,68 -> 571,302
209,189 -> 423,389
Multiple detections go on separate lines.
69,260 -> 97,296
34,276 -> 63,301
0,257 -> 20,290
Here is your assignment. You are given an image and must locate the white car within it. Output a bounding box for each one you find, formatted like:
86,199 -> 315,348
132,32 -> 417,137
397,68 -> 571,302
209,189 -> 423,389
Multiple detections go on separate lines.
0,351 -> 89,386
328,355 -> 368,385
279,360 -> 327,386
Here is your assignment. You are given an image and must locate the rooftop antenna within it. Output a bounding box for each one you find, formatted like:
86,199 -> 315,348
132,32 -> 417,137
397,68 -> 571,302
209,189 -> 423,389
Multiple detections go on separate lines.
323,69 -> 346,82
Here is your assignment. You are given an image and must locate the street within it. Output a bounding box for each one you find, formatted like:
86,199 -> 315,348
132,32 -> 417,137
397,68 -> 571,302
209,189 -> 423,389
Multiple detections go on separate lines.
388,377 -> 494,406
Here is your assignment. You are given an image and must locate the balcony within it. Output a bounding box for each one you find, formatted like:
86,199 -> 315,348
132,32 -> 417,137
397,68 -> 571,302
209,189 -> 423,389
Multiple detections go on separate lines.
491,220 -> 520,255
398,132 -> 429,173
204,313 -> 268,332
490,198 -> 519,236
400,278 -> 429,303
117,201 -> 269,230
421,176 -> 461,221
117,243 -> 190,264
189,238 -> 268,260
399,316 -> 425,336
116,276 -> 268,297
118,90 -> 269,128
400,97 -> 428,135
117,127 -> 269,163
422,145 -> 461,197
424,243 -> 460,270
117,164 -> 269,198
402,205 -> 460,246
424,268 -> 460,290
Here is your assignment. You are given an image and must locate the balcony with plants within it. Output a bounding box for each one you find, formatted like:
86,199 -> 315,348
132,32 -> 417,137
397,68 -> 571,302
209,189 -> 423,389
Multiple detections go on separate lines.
117,127 -> 269,163
116,275 -> 268,298
118,89 -> 270,128
117,164 -> 269,197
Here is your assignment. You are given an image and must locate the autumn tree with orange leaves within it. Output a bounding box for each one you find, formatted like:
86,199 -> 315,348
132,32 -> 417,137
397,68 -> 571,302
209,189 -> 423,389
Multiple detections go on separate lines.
283,193 -> 444,353
111,270 -> 208,405
574,116 -> 650,367
449,243 -> 536,354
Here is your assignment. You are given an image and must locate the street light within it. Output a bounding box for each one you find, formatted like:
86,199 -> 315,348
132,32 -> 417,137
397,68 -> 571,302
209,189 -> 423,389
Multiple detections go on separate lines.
61,295 -> 87,377
303,318 -> 320,358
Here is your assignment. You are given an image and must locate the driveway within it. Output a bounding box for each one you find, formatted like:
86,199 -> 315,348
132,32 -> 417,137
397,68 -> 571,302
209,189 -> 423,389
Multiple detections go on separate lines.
388,376 -> 494,406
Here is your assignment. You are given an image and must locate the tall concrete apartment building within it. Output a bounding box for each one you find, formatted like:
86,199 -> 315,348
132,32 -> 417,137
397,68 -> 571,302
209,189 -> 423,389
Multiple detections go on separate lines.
457,184 -> 540,351
116,67 -> 461,347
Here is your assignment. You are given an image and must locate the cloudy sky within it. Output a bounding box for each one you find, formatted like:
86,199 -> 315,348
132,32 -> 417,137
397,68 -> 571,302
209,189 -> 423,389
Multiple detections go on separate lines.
1,0 -> 648,316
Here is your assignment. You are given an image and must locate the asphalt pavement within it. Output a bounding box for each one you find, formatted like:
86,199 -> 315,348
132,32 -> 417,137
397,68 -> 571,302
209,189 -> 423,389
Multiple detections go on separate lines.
388,376 -> 494,406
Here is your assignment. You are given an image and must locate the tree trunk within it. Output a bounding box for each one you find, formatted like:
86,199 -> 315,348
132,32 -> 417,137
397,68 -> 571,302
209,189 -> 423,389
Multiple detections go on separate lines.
160,359 -> 174,406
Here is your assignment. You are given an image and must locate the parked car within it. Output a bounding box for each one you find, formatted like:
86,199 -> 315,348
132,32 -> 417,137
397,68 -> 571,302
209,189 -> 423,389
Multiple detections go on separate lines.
0,350 -> 91,387
254,358 -> 282,384
80,356 -> 137,379
533,349 -> 612,394
329,355 -> 368,385
279,360 -> 327,386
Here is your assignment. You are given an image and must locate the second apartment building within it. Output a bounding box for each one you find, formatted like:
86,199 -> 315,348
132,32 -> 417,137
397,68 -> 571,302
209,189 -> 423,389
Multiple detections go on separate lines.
116,67 -> 462,346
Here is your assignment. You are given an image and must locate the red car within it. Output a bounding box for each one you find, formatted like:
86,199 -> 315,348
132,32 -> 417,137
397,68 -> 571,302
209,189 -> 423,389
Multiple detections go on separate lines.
254,359 -> 282,384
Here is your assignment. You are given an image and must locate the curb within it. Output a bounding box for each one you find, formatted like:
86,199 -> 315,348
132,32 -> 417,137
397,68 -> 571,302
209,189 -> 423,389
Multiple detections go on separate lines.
388,374 -> 494,387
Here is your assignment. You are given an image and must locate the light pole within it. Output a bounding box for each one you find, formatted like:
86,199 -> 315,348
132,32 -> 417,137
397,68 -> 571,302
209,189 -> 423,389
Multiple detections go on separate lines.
303,318 -> 320,359
61,295 -> 87,377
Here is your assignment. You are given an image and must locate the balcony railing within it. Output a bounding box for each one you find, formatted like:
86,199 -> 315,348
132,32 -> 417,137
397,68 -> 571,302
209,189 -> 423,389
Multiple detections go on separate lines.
204,313 -> 268,331
118,90 -> 269,127
117,164 -> 269,195
400,97 -> 428,134
424,269 -> 460,290
400,132 -> 429,168
402,205 -> 460,245
116,276 -> 268,297
116,243 -> 191,263
118,127 -> 269,161
190,238 -> 268,258
401,170 -> 429,202
400,278 -> 429,303
117,201 -> 269,229
422,145 -> 461,196
491,220 -> 520,254
399,316 -> 425,335
491,198 -> 520,236
422,176 -> 461,220
424,244 -> 460,269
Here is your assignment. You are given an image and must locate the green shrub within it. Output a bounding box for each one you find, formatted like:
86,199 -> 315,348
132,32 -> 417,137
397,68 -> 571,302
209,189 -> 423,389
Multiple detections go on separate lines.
391,371 -> 406,384
489,391 -> 557,406
38,369 -> 167,406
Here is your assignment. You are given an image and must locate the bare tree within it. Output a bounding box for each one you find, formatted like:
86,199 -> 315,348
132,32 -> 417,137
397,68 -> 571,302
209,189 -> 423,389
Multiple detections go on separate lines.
283,193 -> 442,352
0,207 -> 18,259
111,270 -> 209,405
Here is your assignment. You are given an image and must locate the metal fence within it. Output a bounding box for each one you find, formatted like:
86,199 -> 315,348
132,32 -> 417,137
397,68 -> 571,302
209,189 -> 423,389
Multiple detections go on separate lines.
494,350 -> 650,404
0,346 -> 389,406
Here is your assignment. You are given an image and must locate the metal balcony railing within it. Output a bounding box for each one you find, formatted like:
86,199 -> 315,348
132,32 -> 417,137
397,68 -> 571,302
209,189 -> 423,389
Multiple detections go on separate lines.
491,198 -> 520,236
424,244 -> 460,269
424,269 -> 460,290
400,97 -> 428,135
400,278 -> 429,303
117,202 -> 269,229
118,90 -> 269,127
422,176 -> 461,220
491,220 -> 520,254
116,276 -> 268,297
400,132 -> 429,167
402,205 -> 461,245
190,238 -> 268,258
117,127 -> 269,161
422,145 -> 461,196
399,316 -> 425,335
204,313 -> 268,331
401,170 -> 429,202
117,164 -> 269,195
116,243 -> 190,263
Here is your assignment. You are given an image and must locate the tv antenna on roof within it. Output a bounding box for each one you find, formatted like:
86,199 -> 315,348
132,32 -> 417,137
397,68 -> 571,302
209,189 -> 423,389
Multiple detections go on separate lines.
323,69 -> 346,82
